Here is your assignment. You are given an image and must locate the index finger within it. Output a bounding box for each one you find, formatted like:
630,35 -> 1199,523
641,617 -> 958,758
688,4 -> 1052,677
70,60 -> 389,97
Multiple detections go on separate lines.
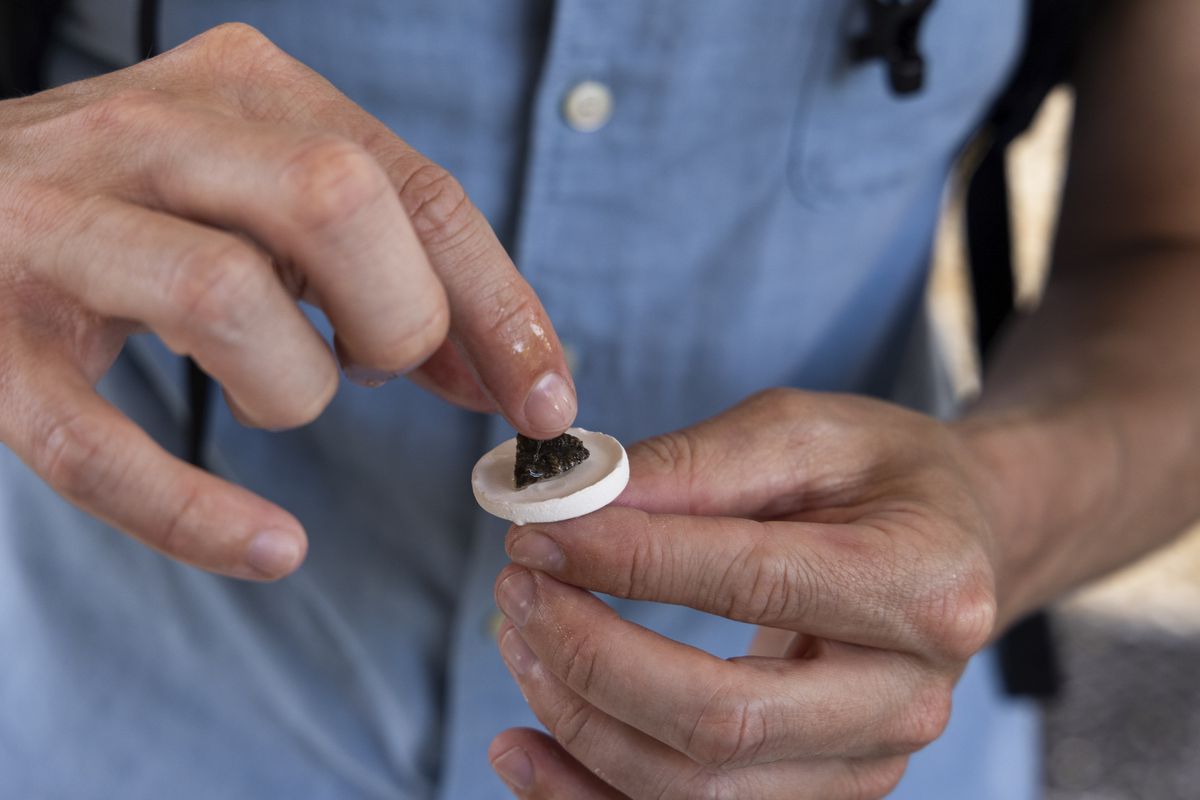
506,507 -> 906,647
506,506 -> 994,661
198,28 -> 578,436
387,159 -> 578,437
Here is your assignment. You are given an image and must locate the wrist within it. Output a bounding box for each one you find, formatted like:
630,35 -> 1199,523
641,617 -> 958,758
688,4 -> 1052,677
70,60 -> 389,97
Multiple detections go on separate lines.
950,404 -> 1122,631
951,413 -> 1039,630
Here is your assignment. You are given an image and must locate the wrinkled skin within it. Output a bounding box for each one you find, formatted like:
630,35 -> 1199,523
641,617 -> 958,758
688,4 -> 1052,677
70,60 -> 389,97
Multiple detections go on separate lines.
0,24 -> 576,580
490,389 -> 1000,799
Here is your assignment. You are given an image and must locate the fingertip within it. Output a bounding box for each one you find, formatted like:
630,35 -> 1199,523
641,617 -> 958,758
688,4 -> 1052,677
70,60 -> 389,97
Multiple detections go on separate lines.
242,527 -> 307,580
490,728 -> 626,799
519,371 -> 577,438
488,730 -> 518,762
489,736 -> 535,792
495,560 -> 528,590
506,527 -> 567,573
489,727 -> 546,756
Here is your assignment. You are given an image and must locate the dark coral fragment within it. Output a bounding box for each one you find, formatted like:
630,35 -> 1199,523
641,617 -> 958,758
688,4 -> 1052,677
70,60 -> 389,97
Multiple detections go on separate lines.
514,432 -> 590,489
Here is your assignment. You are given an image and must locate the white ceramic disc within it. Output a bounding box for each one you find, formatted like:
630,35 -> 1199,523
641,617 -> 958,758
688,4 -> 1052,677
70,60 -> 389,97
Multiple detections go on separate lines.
471,428 -> 629,525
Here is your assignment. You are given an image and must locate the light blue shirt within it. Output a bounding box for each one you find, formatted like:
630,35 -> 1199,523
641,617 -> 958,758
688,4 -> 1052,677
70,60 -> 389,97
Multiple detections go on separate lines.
2,2 -> 1038,797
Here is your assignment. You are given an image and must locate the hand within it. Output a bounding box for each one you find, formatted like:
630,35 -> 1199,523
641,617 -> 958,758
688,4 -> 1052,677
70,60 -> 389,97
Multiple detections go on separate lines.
0,24 -> 575,579
489,389 -> 1001,799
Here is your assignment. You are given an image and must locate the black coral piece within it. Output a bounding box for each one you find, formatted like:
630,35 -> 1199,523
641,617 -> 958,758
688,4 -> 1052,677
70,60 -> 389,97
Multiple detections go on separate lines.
514,432 -> 589,489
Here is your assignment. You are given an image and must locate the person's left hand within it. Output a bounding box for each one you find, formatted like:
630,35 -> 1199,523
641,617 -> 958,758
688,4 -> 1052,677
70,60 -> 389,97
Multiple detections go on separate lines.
487,388 -> 1004,799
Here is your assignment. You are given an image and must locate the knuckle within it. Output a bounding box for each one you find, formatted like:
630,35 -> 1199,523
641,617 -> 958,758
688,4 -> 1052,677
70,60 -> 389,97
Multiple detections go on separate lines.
188,23 -> 297,92
638,430 -> 696,476
635,429 -> 707,507
662,771 -> 741,800
475,287 -> 538,348
727,546 -> 804,624
203,21 -> 271,47
890,685 -> 953,753
621,525 -> 666,598
750,386 -> 805,413
369,299 -> 450,374
555,629 -> 604,697
74,89 -> 168,136
873,759 -> 910,799
914,560 -> 997,661
845,757 -> 909,800
397,162 -> 475,248
547,694 -> 597,753
244,372 -> 337,431
194,22 -> 276,64
288,368 -> 339,427
283,136 -> 390,233
685,690 -> 770,770
154,482 -> 205,558
167,240 -> 267,341
6,184 -> 76,243
33,409 -> 115,503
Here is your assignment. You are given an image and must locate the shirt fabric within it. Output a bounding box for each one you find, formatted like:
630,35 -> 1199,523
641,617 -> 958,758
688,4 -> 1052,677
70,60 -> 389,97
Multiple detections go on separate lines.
1,1 -> 1039,797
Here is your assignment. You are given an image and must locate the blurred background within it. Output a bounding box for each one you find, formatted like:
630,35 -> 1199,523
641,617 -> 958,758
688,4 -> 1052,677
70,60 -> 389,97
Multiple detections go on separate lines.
930,88 -> 1200,800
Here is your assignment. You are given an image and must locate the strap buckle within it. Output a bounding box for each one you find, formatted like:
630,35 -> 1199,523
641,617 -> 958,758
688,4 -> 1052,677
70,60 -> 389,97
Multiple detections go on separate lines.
851,0 -> 935,96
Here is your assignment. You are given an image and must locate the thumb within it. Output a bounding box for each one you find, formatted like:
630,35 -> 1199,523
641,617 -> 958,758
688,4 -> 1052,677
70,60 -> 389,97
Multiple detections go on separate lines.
615,388 -> 818,517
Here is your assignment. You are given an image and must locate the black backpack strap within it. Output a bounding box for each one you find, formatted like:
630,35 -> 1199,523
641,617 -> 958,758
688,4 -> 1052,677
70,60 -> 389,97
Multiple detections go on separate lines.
968,0 -> 1096,356
0,2 -> 67,98
966,0 -> 1098,699
1,0 -> 211,469
135,0 -> 211,470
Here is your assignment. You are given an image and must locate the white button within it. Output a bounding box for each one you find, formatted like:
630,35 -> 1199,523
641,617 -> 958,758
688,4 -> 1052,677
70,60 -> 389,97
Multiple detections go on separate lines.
562,81 -> 613,133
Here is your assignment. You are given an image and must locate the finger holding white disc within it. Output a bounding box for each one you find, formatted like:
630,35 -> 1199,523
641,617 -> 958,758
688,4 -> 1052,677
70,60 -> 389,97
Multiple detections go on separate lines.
472,428 -> 629,525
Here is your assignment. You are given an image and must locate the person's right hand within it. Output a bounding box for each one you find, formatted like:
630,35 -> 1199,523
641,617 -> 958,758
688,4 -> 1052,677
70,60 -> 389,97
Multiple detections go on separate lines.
0,24 -> 577,580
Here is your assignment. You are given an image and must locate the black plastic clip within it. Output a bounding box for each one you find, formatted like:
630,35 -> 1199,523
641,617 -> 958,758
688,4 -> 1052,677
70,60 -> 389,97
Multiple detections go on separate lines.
850,0 -> 935,96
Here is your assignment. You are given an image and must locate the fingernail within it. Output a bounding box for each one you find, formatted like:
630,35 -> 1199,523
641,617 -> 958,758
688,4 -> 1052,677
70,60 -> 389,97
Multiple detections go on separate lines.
522,372 -> 576,435
499,627 -> 537,676
491,745 -> 534,790
343,364 -> 404,388
496,569 -> 536,627
245,530 -> 303,577
509,531 -> 565,572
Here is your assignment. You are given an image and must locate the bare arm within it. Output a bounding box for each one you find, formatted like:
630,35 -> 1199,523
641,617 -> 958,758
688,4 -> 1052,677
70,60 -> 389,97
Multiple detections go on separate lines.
958,0 -> 1200,627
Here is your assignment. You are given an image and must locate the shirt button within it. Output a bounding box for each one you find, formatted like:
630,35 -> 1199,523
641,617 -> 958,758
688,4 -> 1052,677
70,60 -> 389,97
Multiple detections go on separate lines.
562,80 -> 613,133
